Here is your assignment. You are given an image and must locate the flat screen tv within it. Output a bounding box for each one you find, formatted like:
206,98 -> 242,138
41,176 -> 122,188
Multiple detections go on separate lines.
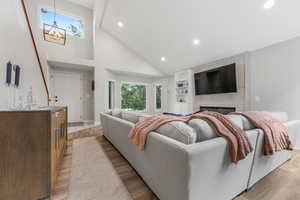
194,63 -> 237,95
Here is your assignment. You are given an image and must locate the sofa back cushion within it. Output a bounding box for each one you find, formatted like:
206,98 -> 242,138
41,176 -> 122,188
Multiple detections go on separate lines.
137,113 -> 152,122
121,112 -> 139,124
155,121 -> 197,145
188,119 -> 217,142
188,115 -> 243,142
112,109 -> 122,118
230,111 -> 289,131
226,115 -> 244,130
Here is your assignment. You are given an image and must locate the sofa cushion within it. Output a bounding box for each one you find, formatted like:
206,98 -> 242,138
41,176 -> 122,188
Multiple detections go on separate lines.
111,109 -> 122,118
226,115 -> 243,130
155,121 -> 197,144
231,112 -> 289,131
137,113 -> 152,122
105,111 -> 112,115
121,112 -> 139,124
188,119 -> 218,142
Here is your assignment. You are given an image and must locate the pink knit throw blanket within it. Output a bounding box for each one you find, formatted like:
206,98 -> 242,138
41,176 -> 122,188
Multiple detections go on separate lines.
232,111 -> 293,155
128,111 -> 253,163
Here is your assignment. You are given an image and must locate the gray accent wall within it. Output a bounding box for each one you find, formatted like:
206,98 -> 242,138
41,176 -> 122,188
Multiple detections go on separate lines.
249,36 -> 300,120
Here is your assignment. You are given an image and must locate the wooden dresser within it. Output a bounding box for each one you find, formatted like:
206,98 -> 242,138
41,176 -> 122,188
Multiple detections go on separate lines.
0,107 -> 68,200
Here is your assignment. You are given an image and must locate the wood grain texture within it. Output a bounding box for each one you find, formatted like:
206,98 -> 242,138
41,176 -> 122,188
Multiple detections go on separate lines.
0,111 -> 50,200
52,141 -> 73,200
0,108 -> 67,200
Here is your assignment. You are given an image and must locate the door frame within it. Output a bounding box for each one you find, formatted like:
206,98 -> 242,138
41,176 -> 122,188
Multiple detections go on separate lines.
51,69 -> 83,122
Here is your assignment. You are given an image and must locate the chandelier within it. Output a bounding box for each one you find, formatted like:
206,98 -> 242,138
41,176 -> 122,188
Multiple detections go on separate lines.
43,0 -> 66,45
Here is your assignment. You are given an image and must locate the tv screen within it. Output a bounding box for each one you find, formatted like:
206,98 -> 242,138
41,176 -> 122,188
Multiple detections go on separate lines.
194,63 -> 237,95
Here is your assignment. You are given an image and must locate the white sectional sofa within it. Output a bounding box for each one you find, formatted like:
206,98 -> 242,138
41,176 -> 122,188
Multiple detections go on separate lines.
100,111 -> 300,200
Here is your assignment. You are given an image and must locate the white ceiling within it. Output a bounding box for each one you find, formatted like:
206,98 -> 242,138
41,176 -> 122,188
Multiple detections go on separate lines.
101,0 -> 300,75
67,0 -> 94,9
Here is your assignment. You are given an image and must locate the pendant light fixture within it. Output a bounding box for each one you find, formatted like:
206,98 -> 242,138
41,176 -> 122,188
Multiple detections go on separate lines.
43,0 -> 66,45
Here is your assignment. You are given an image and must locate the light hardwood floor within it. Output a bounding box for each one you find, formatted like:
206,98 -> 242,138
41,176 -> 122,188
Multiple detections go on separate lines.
54,129 -> 300,200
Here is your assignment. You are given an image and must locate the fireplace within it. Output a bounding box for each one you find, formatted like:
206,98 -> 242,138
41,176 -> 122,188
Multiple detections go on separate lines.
200,106 -> 236,115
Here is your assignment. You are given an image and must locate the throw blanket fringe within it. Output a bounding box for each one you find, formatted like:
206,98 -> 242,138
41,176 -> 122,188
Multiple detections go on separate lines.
128,111 -> 253,163
232,111 -> 293,155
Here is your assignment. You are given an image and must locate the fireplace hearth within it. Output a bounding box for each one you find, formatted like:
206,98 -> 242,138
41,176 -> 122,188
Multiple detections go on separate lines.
200,106 -> 236,115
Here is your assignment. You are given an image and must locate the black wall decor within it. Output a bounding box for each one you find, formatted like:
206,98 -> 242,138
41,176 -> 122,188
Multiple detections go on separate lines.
6,61 -> 12,85
14,65 -> 21,87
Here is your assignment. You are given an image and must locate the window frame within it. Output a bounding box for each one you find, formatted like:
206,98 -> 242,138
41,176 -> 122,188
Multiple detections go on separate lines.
120,81 -> 149,112
38,6 -> 85,39
107,80 -> 116,110
154,84 -> 162,112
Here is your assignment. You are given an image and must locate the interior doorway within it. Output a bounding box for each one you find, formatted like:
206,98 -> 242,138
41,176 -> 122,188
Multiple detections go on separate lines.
49,65 -> 94,124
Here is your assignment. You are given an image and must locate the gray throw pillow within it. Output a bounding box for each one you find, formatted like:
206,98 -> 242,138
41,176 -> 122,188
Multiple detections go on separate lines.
188,119 -> 218,142
137,113 -> 151,122
121,112 -> 139,124
226,115 -> 243,130
239,115 -> 255,130
105,111 -> 112,115
111,109 -> 122,118
155,121 -> 197,144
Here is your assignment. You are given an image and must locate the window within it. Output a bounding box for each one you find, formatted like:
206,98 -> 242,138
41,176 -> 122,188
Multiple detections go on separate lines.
121,83 -> 147,111
155,85 -> 162,110
108,81 -> 115,110
40,8 -> 85,38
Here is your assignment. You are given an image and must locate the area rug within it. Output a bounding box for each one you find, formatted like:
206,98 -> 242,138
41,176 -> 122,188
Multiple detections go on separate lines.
68,137 -> 133,200
97,136 -> 159,200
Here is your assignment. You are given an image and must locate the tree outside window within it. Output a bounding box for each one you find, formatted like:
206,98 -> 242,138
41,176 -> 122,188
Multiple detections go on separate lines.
121,83 -> 147,111
156,85 -> 162,110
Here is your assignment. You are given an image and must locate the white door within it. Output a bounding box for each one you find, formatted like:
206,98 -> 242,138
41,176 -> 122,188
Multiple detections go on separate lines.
53,71 -> 82,122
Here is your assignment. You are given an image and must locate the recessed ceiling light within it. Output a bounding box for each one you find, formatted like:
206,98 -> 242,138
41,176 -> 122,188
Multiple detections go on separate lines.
161,57 -> 166,62
193,39 -> 200,46
264,0 -> 275,9
117,21 -> 124,28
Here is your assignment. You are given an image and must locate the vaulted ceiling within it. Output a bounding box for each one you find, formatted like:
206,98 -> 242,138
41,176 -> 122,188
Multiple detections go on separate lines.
100,0 -> 300,75
67,0 -> 94,9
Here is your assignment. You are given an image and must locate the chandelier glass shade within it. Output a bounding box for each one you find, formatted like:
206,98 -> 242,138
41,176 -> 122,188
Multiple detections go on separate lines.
43,21 -> 66,45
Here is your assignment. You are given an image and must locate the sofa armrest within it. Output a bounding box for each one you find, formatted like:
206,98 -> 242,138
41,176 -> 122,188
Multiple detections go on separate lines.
284,120 -> 300,149
185,130 -> 258,200
135,132 -> 190,200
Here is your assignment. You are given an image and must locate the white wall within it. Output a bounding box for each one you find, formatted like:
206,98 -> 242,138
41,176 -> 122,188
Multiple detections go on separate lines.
166,76 -> 176,113
249,36 -> 300,120
25,0 -> 94,60
93,29 -> 165,120
0,0 -> 48,109
169,70 -> 194,115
